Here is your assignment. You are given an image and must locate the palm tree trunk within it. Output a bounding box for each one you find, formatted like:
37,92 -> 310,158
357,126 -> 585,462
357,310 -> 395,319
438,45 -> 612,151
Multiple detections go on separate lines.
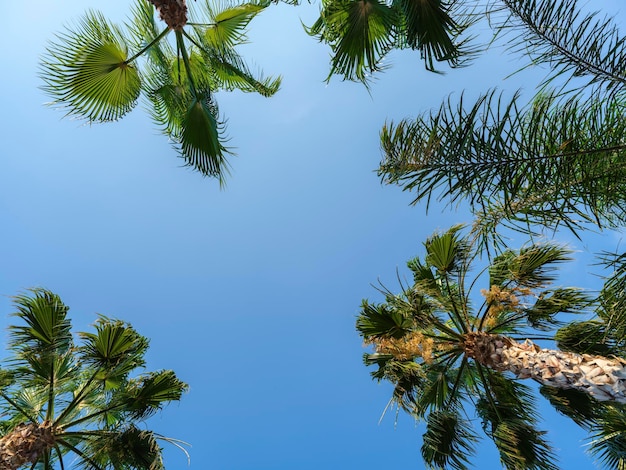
148,0 -> 188,30
0,422 -> 55,470
464,332 -> 626,403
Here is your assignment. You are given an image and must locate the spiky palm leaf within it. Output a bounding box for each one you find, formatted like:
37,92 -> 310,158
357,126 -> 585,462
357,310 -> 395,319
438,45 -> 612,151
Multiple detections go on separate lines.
378,90 -> 626,248
0,289 -> 187,470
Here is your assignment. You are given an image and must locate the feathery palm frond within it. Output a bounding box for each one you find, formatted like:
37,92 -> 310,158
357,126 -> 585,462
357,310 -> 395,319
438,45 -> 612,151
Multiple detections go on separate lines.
379,90 -> 626,244
493,0 -> 626,94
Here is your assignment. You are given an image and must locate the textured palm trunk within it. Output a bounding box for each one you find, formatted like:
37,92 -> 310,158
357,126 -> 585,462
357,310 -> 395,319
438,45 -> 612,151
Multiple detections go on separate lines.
0,422 -> 55,470
148,0 -> 188,29
464,332 -> 626,404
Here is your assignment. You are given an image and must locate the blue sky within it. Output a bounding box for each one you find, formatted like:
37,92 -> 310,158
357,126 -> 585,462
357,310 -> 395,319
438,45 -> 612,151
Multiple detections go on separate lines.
1,0 -> 625,468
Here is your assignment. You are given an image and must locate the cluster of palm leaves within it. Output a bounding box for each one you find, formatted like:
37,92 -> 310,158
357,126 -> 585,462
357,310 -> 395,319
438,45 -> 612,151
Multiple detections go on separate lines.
41,0 -> 280,182
358,226 -> 626,469
0,289 -> 187,470
306,0 -> 478,83
376,0 -> 626,245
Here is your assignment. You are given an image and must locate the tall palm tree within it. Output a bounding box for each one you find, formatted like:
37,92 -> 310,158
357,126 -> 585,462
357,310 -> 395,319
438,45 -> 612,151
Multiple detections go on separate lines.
0,289 -> 187,470
40,0 -> 281,183
357,226 -> 626,469
376,0 -> 626,246
306,0 -> 477,84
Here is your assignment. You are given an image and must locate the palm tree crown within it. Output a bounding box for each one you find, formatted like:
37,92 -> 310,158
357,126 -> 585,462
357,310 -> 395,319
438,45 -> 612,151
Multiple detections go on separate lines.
357,226 -> 626,469
40,0 -> 281,182
0,289 -> 187,470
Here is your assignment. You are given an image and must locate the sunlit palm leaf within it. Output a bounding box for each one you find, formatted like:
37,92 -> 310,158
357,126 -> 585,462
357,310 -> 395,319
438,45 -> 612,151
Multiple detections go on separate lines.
206,49 -> 282,96
307,0 -> 396,83
201,1 -> 268,49
41,11 -> 141,122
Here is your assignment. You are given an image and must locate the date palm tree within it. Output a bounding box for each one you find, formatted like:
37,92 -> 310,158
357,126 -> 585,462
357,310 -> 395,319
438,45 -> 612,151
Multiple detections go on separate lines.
40,0 -> 281,183
357,226 -> 626,469
0,289 -> 187,470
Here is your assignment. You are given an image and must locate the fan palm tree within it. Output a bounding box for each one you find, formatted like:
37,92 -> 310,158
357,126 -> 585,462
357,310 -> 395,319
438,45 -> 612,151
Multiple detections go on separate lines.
377,0 -> 626,246
306,0 -> 477,84
40,0 -> 281,183
357,226 -> 626,468
0,289 -> 187,470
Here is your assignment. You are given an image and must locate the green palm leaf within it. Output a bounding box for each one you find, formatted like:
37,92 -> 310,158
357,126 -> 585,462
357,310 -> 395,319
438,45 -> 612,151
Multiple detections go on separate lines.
201,1 -> 269,50
180,95 -> 230,179
421,409 -> 477,470
393,0 -> 460,70
41,11 -> 141,122
307,0 -> 397,83
79,316 -> 149,377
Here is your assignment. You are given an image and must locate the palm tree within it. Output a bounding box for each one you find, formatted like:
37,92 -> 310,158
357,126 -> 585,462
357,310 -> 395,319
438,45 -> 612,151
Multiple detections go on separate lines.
376,0 -> 626,246
357,226 -> 626,468
0,289 -> 187,470
305,0 -> 478,84
40,0 -> 281,183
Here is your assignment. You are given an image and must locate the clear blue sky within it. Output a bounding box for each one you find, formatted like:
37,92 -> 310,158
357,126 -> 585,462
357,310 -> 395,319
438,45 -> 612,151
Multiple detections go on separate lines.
1,1 -> 625,468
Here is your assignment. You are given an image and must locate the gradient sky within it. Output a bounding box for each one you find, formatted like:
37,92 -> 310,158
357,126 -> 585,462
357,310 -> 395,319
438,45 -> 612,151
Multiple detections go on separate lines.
1,1 -> 625,468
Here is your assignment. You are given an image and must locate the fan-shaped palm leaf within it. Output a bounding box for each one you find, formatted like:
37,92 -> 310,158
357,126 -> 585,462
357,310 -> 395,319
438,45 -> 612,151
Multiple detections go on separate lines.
41,11 -> 141,122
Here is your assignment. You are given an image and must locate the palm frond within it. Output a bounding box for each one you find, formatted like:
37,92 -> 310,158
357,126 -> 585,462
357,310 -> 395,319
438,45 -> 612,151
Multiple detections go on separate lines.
356,300 -> 414,339
495,0 -> 626,94
40,10 -> 141,122
306,0 -> 397,83
421,409 -> 478,470
379,90 -> 626,238
588,407 -> 626,470
180,94 -> 231,180
477,373 -> 557,470
199,0 -> 269,50
523,288 -> 590,330
78,316 -> 149,378
539,385 -> 600,429
9,289 -> 72,355
124,370 -> 188,420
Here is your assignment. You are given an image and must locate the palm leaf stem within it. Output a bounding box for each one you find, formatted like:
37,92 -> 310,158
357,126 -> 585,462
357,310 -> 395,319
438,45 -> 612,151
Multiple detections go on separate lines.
46,362 -> 55,422
54,368 -> 102,426
125,26 -> 171,64
29,462 -> 36,470
56,438 -> 105,470
0,392 -> 38,424
476,300 -> 494,331
62,401 -> 128,429
176,31 -> 199,97
54,444 -> 65,470
181,28 -> 211,53
432,347 -> 463,365
476,363 -> 503,423
444,276 -> 469,333
445,356 -> 469,408
426,322 -> 462,341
